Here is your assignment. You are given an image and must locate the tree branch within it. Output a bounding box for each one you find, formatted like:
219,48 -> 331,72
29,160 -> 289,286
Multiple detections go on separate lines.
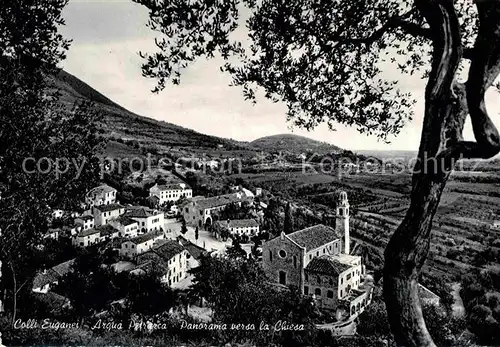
444,0 -> 500,159
329,9 -> 431,45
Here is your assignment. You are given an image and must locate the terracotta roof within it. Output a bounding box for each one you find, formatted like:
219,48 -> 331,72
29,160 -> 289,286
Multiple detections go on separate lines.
193,193 -> 245,210
177,236 -> 208,260
287,224 -> 338,251
124,207 -> 159,218
97,224 -> 118,237
153,240 -> 185,261
116,216 -> 138,226
51,259 -> 75,277
94,203 -> 124,213
126,231 -> 163,245
135,252 -> 169,275
76,214 -> 94,221
305,256 -> 351,275
153,183 -> 190,191
33,269 -> 59,289
87,184 -> 116,196
77,228 -> 100,238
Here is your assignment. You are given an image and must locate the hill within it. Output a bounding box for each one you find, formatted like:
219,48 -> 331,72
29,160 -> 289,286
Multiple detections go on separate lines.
48,70 -> 241,157
250,134 -> 342,154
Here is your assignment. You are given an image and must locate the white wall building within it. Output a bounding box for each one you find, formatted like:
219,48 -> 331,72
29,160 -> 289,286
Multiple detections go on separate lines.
124,207 -> 165,233
149,183 -> 193,205
85,184 -> 117,208
120,231 -> 165,258
93,204 -> 125,227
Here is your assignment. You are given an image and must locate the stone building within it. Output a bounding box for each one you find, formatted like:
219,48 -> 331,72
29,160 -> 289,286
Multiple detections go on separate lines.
262,191 -> 371,319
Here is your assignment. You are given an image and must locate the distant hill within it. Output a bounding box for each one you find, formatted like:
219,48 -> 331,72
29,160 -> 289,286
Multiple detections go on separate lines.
250,134 -> 342,154
47,70 -> 238,156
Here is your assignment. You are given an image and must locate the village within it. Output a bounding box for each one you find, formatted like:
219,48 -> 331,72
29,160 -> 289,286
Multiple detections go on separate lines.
29,162 -> 411,335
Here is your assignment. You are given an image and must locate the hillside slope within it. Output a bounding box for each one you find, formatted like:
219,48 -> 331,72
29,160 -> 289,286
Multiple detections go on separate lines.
48,70 -> 236,152
250,134 -> 342,154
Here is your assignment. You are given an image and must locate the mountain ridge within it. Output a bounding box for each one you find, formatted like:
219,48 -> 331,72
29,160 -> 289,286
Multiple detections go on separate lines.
250,133 -> 342,154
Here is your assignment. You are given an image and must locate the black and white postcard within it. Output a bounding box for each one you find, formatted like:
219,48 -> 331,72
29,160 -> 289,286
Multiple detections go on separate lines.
1,0 -> 500,346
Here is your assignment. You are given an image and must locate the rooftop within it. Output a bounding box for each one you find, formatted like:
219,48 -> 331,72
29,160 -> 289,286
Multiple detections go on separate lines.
124,206 -> 161,218
76,214 -> 94,221
87,184 -> 116,196
116,215 -> 138,226
287,225 -> 339,252
51,259 -> 75,277
305,255 -> 352,276
152,183 -> 190,191
97,224 -> 118,237
94,203 -> 124,213
77,228 -> 100,238
177,236 -> 209,260
33,269 -> 59,289
153,240 -> 185,261
193,193 -> 246,210
126,231 -> 163,245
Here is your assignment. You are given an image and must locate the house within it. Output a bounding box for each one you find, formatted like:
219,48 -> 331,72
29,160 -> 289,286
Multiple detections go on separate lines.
32,269 -> 60,293
109,216 -> 139,238
98,224 -> 120,241
93,203 -> 125,227
124,207 -> 165,233
132,240 -> 190,286
177,235 -> 207,269
153,240 -> 189,286
32,258 -> 75,293
492,220 -> 500,229
73,228 -> 101,247
262,191 -> 371,319
214,219 -> 260,237
119,231 -> 165,258
255,188 -> 263,197
149,183 -> 193,205
85,184 -> 117,208
182,192 -> 247,228
75,214 -> 94,230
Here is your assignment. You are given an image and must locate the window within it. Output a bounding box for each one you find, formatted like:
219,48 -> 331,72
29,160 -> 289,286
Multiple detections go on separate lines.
305,273 -> 309,281
304,286 -> 309,295
329,278 -> 334,285
293,256 -> 297,268
323,249 -> 325,254
279,250 -> 287,258
340,289 -> 343,297
279,271 -> 286,285
314,288 -> 321,296
327,290 -> 334,298
316,251 -> 319,256
269,250 -> 273,262
347,274 -> 352,280
309,254 -> 312,260
317,276 -> 321,285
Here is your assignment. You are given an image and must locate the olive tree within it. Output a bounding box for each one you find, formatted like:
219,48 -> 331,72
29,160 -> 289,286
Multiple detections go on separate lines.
0,0 -> 103,323
133,0 -> 500,345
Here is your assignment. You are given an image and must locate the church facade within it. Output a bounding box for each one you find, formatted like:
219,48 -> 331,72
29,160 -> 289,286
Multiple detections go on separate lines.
262,191 -> 372,319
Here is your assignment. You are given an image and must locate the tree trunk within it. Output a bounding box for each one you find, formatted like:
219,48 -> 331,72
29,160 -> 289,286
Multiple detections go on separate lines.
383,1 -> 500,346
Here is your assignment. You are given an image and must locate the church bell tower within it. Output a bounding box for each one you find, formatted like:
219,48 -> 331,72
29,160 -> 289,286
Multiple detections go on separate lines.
335,191 -> 350,254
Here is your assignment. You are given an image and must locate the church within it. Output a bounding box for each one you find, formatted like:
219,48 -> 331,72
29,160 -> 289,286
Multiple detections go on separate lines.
262,191 -> 372,319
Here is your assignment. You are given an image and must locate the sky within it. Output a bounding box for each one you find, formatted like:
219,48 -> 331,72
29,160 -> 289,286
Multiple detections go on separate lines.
59,0 -> 500,151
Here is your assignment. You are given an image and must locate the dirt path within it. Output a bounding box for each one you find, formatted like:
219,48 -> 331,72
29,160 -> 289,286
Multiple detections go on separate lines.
451,282 -> 466,318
